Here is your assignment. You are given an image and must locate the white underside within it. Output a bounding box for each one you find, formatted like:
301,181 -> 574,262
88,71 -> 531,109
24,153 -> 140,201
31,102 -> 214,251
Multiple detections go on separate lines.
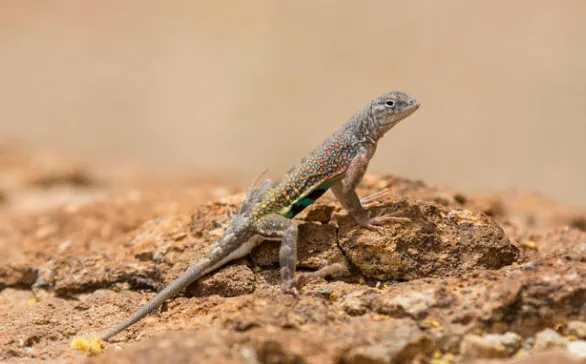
202,235 -> 279,276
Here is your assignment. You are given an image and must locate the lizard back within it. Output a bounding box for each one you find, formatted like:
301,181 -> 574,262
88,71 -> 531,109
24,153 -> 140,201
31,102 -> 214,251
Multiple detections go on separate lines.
250,127 -> 359,220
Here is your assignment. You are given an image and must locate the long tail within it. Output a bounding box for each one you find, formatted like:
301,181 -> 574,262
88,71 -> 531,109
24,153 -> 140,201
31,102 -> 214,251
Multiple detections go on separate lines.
100,260 -> 209,341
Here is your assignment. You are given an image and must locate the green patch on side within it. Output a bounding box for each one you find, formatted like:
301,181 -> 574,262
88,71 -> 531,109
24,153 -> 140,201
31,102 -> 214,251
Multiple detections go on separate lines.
282,178 -> 339,219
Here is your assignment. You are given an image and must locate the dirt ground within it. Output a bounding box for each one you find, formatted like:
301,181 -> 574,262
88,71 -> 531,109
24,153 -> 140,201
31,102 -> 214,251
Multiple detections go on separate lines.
1,145 -> 586,363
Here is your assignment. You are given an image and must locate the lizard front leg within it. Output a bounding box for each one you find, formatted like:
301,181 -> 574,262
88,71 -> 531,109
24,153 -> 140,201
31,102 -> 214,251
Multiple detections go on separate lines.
256,214 -> 346,294
332,146 -> 410,229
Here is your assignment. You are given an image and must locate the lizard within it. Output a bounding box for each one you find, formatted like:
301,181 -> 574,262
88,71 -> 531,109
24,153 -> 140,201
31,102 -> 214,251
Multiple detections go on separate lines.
97,91 -> 419,341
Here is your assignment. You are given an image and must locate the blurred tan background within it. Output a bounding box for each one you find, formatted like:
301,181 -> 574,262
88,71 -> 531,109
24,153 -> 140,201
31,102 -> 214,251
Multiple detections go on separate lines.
1,1 -> 585,205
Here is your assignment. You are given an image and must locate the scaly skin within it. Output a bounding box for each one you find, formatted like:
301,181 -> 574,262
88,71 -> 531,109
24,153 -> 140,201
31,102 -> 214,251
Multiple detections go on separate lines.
97,91 -> 419,341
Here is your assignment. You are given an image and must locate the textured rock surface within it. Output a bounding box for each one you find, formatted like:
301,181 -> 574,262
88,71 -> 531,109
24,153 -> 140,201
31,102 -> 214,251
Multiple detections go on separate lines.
337,200 -> 518,281
1,150 -> 586,363
564,321 -> 586,340
460,332 -> 522,360
532,329 -> 570,351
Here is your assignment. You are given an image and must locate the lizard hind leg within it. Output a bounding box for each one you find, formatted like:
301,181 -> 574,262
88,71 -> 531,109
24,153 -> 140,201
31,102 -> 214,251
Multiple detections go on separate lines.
256,214 -> 299,294
256,214 -> 347,295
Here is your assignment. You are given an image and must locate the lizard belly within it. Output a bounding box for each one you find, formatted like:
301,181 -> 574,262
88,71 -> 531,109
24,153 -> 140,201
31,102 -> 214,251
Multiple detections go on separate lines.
202,235 -> 269,275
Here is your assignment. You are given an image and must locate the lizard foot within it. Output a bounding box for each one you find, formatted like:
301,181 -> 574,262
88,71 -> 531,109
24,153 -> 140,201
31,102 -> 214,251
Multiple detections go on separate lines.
281,281 -> 300,297
360,188 -> 390,209
281,263 -> 349,295
357,213 -> 411,231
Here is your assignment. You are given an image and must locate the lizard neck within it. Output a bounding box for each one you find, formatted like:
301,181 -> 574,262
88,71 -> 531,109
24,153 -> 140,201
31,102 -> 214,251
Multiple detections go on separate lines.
344,103 -> 379,146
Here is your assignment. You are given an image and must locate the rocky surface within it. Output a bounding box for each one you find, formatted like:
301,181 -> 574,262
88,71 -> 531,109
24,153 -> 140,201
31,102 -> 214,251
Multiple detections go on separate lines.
1,147 -> 586,363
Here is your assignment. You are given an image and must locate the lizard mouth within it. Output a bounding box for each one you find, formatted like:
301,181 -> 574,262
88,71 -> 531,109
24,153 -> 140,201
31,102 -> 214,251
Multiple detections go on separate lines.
380,101 -> 419,129
406,98 -> 420,113
403,100 -> 420,117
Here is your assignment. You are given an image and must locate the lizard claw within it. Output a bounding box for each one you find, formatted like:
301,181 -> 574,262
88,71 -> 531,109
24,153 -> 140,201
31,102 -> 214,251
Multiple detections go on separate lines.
372,215 -> 411,224
281,280 -> 300,297
282,274 -> 312,296
357,214 -> 411,232
360,188 -> 390,209
361,200 -> 383,209
281,263 -> 349,295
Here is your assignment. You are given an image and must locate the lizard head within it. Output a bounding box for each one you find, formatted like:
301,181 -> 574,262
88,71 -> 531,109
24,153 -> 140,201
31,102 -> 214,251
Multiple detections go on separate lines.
371,91 -> 419,135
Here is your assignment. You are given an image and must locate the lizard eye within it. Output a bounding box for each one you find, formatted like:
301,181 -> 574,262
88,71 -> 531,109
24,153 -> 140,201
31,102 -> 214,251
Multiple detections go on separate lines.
384,100 -> 396,108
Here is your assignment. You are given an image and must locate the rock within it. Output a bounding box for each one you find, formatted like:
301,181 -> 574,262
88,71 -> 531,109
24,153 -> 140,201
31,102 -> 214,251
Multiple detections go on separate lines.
128,216 -> 194,260
255,339 -> 305,364
339,318 -> 434,364
567,340 -> 586,360
371,286 -> 437,319
302,203 -> 336,224
51,255 -> 157,295
0,263 -> 37,287
564,321 -> 586,340
342,345 -> 392,364
460,332 -> 522,360
490,332 -> 523,354
339,289 -> 378,316
536,228 -> 586,256
189,264 -> 256,297
4,169 -> 586,363
337,200 -> 519,281
477,351 -> 585,364
533,328 -> 569,351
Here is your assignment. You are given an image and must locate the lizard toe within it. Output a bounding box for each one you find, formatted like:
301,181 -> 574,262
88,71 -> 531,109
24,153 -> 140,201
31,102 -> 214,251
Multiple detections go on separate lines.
281,280 -> 300,297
